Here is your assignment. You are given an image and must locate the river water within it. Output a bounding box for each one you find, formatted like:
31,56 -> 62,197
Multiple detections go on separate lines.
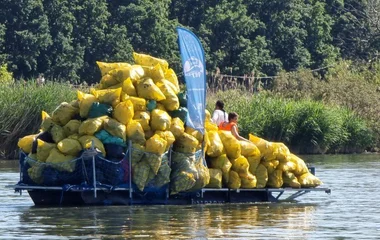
1,154 -> 379,239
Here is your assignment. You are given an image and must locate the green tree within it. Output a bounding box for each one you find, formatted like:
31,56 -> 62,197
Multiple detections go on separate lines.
68,0 -> 133,83
41,0 -> 83,81
0,0 -> 52,79
0,24 -> 7,64
199,0 -> 273,75
110,0 -> 180,71
304,1 -> 339,68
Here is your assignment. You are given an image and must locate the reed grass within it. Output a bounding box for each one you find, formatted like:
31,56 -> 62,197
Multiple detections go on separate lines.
0,81 -> 77,159
207,89 -> 374,154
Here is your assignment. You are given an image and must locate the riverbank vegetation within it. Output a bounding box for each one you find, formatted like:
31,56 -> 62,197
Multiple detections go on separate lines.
0,81 -> 77,158
0,1 -> 379,158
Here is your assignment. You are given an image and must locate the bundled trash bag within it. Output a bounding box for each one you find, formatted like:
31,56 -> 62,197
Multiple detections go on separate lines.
170,151 -> 198,194
206,168 -> 222,188
104,143 -> 125,159
88,102 -> 113,118
168,107 -> 188,124
18,134 -> 37,154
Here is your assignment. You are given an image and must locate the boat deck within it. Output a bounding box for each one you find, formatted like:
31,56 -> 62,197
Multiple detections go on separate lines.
7,184 -> 331,206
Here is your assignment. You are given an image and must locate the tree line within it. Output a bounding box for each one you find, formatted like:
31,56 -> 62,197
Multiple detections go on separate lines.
0,0 -> 379,84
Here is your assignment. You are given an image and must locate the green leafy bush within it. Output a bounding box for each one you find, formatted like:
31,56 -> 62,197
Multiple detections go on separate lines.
0,64 -> 13,84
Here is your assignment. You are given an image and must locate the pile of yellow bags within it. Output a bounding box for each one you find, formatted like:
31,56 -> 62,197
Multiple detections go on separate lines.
17,52 -> 210,191
17,52 -> 322,191
204,113 -> 322,189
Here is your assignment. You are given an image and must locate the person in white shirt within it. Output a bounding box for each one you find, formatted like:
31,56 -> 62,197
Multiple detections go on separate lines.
212,100 -> 228,126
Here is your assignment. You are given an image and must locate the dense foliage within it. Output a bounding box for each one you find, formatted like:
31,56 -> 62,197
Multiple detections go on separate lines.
0,0 -> 379,82
207,89 -> 374,154
1,1 -> 380,158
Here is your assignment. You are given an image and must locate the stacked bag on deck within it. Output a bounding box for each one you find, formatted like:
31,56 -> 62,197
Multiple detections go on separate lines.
17,52 -> 321,192
203,113 -> 322,189
17,52 -> 210,192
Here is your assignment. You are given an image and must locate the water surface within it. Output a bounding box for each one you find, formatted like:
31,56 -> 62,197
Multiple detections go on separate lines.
1,154 -> 379,239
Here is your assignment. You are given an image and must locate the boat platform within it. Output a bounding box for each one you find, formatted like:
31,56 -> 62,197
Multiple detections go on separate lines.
7,184 -> 331,206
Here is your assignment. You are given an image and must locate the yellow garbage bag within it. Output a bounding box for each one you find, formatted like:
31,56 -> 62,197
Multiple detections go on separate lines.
267,169 -> 283,188
240,173 -> 257,189
100,67 -> 132,85
129,96 -> 146,111
103,118 -> 127,142
277,160 -> 297,172
173,132 -> 198,154
231,155 -> 251,178
283,171 -> 301,188
133,111 -> 150,131
152,156 -> 172,188
249,134 -> 275,160
262,159 -> 279,174
99,73 -> 119,88
133,52 -> 169,71
170,152 -> 199,191
247,155 -> 261,174
227,170 -> 241,189
205,121 -> 218,132
219,130 -> 241,159
28,164 -> 45,184
145,134 -> 167,155
113,100 -> 134,125
131,143 -> 145,167
18,134 -> 37,153
78,135 -> 106,157
287,154 -> 309,176
36,139 -> 56,162
271,142 -> 291,162
164,68 -> 180,93
78,117 -> 104,135
96,61 -> 131,76
156,80 -> 179,111
240,140 -> 261,157
185,126 -> 203,143
57,138 -> 82,156
46,148 -> 76,172
205,109 -> 211,122
132,159 -> 150,191
155,130 -> 175,151
51,102 -> 79,126
143,152 -> 164,175
298,172 -> 323,187
206,130 -> 224,157
40,111 -> 55,131
136,78 -> 166,101
170,171 -> 196,195
50,124 -> 66,143
126,120 -> 146,144
91,87 -> 122,108
63,120 -> 81,136
77,91 -> 97,118
150,109 -> 171,131
170,117 -> 185,138
142,64 -> 165,82
205,168 -> 222,188
155,103 -> 166,111
255,164 -> 268,188
209,154 -> 232,184
122,77 -> 137,96
188,159 -> 210,191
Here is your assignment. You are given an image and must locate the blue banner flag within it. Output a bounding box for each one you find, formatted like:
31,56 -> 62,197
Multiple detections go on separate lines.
177,27 -> 206,134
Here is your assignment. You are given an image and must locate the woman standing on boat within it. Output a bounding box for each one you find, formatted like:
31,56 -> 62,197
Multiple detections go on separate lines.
218,112 -> 250,142
212,100 -> 228,126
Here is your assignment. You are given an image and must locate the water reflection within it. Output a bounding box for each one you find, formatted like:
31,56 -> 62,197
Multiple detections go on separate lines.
17,203 -> 317,239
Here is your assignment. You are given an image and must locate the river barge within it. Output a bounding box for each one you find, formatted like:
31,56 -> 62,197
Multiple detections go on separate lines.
8,147 -> 331,206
